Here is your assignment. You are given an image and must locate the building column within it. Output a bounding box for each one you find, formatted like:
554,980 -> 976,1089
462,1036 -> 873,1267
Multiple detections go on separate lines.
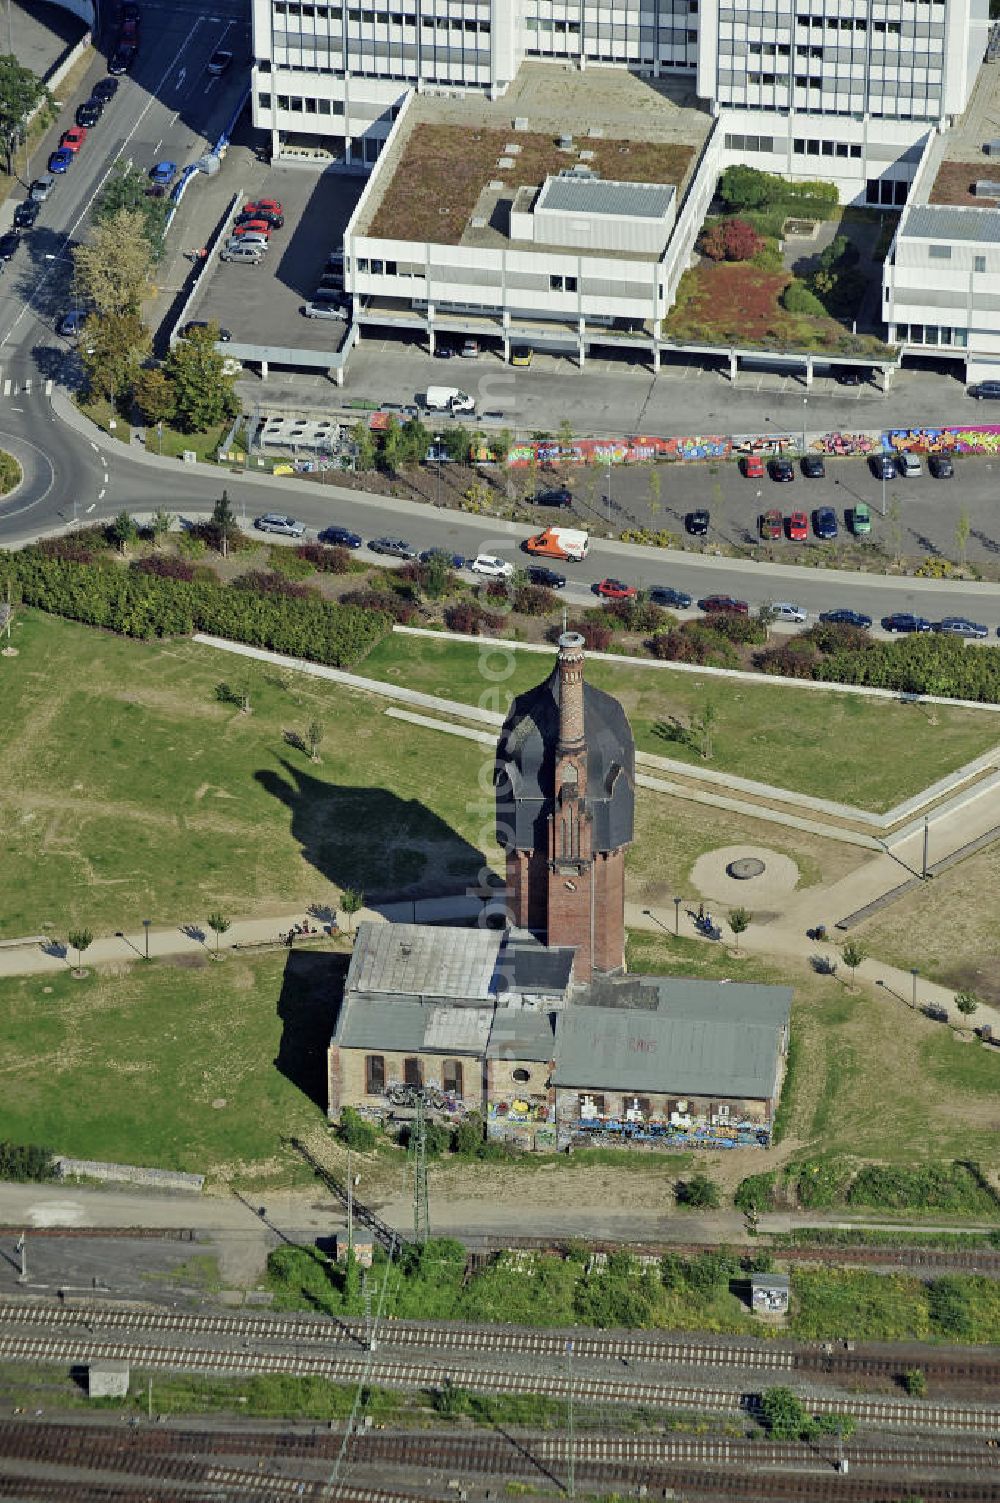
329,365 -> 344,388
729,348 -> 738,382
652,343 -> 661,374
260,359 -> 268,380
427,322 -> 436,356
804,355 -> 814,388
882,364 -> 894,393
578,317 -> 586,369
270,125 -> 279,162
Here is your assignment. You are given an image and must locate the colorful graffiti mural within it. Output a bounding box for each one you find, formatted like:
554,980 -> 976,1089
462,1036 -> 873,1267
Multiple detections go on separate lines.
883,425 -> 1000,455
570,1119 -> 771,1149
505,435 -> 731,466
810,431 -> 879,456
730,433 -> 796,457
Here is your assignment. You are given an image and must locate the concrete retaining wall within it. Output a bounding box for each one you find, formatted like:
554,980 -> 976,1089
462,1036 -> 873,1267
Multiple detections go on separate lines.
55,1157 -> 205,1192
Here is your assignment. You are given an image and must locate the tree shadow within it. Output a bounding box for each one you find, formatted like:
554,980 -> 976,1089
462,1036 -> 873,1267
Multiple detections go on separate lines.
653,716 -> 694,751
274,948 -> 349,1110
254,756 -> 488,901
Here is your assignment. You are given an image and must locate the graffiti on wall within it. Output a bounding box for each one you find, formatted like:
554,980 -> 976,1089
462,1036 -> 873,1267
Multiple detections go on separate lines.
730,433 -> 796,458
488,1098 -> 552,1123
883,425 -> 1000,455
505,434 -> 731,466
809,431 -> 879,456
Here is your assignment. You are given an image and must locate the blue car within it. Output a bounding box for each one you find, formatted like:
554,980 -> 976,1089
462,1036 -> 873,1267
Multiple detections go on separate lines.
149,160 -> 177,186
812,506 -> 838,541
882,613 -> 933,634
819,609 -> 872,630
48,148 -> 74,173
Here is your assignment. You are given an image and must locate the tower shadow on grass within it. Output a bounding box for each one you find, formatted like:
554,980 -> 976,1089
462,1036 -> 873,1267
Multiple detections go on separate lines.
274,948 -> 350,1112
255,756 -> 488,902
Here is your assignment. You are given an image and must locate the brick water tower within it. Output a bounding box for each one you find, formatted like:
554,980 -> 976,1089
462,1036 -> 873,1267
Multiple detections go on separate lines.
494,632 -> 635,979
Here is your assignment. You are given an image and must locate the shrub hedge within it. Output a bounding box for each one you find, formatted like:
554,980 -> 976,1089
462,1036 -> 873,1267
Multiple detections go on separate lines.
0,551 -> 390,668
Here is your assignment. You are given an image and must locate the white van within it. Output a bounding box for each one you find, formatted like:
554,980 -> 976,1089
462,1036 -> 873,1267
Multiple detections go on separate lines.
425,386 -> 475,413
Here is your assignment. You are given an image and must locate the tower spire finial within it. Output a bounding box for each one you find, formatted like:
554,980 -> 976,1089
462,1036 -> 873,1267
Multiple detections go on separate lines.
557,631 -> 586,754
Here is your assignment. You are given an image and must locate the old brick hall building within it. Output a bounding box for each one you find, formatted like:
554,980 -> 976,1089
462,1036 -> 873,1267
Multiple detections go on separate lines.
328,634 -> 789,1151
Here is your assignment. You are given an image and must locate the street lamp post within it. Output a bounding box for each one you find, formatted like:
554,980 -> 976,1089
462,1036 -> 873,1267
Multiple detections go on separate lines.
802,397 -> 808,456
911,967 -> 920,1010
142,919 -> 151,962
922,816 -> 929,879
606,457 -> 612,528
673,896 -> 682,936
435,434 -> 442,508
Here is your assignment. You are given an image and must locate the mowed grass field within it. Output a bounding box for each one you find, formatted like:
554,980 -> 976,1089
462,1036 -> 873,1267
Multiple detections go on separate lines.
360,633 -> 999,812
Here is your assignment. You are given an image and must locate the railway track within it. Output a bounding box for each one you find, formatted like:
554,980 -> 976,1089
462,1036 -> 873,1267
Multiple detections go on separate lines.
0,1328 -> 995,1433
1,1297 -> 998,1388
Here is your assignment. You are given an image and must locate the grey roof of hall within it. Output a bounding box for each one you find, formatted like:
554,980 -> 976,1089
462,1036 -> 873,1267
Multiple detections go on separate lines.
346,922 -> 502,1000
495,664 -> 635,853
335,994 -> 494,1055
552,976 -> 791,1099
537,176 -> 674,220
902,204 -> 1000,243
496,932 -> 575,994
486,1005 -> 556,1061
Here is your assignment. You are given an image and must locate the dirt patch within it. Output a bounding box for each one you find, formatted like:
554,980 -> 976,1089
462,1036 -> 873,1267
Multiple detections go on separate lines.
929,160 -> 995,208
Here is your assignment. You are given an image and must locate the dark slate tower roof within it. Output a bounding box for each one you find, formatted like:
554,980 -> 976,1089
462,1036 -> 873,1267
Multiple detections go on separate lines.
495,639 -> 635,852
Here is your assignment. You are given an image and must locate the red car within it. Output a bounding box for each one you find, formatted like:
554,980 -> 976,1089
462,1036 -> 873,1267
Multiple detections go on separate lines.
59,126 -> 87,152
788,510 -> 809,541
742,454 -> 765,479
246,198 -> 283,216
759,508 -> 783,541
597,578 -> 637,601
233,219 -> 271,238
698,594 -> 749,616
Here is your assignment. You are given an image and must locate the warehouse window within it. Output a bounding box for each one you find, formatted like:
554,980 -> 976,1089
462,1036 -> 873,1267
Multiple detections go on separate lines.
442,1060 -> 464,1096
404,1057 -> 423,1088
365,1055 -> 385,1094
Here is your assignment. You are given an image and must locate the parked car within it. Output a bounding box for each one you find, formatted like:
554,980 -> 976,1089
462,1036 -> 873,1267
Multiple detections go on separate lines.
47,147 -> 74,174
225,234 -> 269,255
470,553 -> 513,577
698,594 -> 749,616
968,380 -> 1000,400
771,601 -> 807,623
13,200 -> 39,229
108,44 -> 137,74
741,454 -> 765,479
787,510 -> 809,541
434,341 -> 456,359
370,536 -> 418,559
254,514 -> 305,537
232,222 -> 270,242
57,308 -> 88,337
934,617 -> 988,638
180,320 -> 232,341
118,14 -> 139,43
0,232 -> 19,262
812,506 -> 838,540
896,451 -> 923,477
59,126 -> 87,153
768,457 -> 794,482
207,48 -> 233,75
240,205 -> 283,228
851,501 -> 872,537
928,453 -> 954,478
220,244 -> 263,264
759,508 -> 783,541
801,454 -> 825,479
819,608 -> 872,629
596,578 -> 637,601
75,98 -> 102,128
532,487 -> 572,508
92,77 -> 119,103
526,565 -> 566,589
685,508 -> 709,536
882,613 -> 932,633
648,586 -> 692,609
301,301 -> 347,318
249,197 -> 283,216
29,174 -> 56,201
420,547 -> 466,569
320,526 -> 363,549
870,453 -> 896,480
510,345 -> 533,367
836,367 -> 871,385
148,160 -> 177,188
460,338 -> 480,358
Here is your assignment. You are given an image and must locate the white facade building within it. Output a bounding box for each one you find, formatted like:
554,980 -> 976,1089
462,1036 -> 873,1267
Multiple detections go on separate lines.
883,203 -> 999,376
251,0 -> 989,200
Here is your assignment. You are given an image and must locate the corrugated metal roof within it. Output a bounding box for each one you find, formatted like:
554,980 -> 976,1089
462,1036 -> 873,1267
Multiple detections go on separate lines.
346,922 -> 502,1000
424,1005 -> 493,1053
902,205 -> 1000,243
583,975 -> 791,1027
486,1006 -> 556,1061
537,176 -> 674,220
336,995 -> 492,1054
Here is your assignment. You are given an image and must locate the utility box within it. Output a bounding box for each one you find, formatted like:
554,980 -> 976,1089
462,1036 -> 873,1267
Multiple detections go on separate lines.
751,1272 -> 790,1315
333,1234 -> 374,1268
88,1360 -> 130,1398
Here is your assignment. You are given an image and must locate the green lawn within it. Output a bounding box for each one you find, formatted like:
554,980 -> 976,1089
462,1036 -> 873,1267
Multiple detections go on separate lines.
359,634 -> 998,812
0,949 -> 334,1179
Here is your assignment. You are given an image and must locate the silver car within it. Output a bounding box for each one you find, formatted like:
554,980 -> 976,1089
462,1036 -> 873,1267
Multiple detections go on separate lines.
302,301 -> 347,320
771,601 -> 808,623
220,243 -> 263,264
254,513 -> 305,537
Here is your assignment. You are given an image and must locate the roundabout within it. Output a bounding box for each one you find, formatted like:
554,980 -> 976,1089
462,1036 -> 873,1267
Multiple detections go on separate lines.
0,428 -> 56,518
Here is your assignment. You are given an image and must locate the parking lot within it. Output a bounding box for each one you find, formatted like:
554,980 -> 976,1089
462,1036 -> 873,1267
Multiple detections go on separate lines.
182,165 -> 363,357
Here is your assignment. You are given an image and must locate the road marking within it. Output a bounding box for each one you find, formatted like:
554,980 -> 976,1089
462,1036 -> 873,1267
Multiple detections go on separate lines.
98,489 -> 105,500
153,138 -> 162,155
0,14 -> 206,355
89,441 -> 98,451
23,379 -> 30,394
44,379 -> 52,395
103,473 -> 109,483
9,406 -> 22,412
1,380 -> 8,395
85,503 -> 96,513
176,67 -> 187,91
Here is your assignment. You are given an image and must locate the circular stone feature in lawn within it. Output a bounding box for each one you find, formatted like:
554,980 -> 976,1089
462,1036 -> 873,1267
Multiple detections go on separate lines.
691,845 -> 800,907
728,856 -> 766,880
0,448 -> 22,495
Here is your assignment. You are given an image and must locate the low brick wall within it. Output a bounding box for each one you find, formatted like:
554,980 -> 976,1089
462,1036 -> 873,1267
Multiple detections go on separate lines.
55,1157 -> 205,1193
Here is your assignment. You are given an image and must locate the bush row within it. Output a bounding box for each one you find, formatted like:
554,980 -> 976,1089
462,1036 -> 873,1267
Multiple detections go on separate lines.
0,551 -> 390,668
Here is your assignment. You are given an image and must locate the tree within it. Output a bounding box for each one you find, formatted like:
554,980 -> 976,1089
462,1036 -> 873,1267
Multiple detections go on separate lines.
675,1172 -> 721,1209
0,56 -> 47,174
73,209 -> 154,317
901,1368 -> 927,1398
132,368 -> 176,428
953,507 -> 971,568
756,602 -> 778,638
210,488 -> 240,557
492,428 -> 513,466
759,1386 -> 812,1440
67,927 -> 93,976
163,325 -> 239,433
701,217 -> 763,262
380,416 -> 402,472
557,417 -> 574,451
423,550 -> 451,600
206,912 -> 230,954
955,989 -> 978,1017
78,311 -> 151,408
399,416 -> 429,467
93,161 -> 170,260
149,508 -> 174,547
306,720 -> 323,763
108,510 -> 138,555
340,887 -> 364,935
719,164 -> 778,212
350,420 -> 376,472
692,698 -> 718,760
729,906 -> 752,953
443,424 -> 472,464
841,939 -> 867,989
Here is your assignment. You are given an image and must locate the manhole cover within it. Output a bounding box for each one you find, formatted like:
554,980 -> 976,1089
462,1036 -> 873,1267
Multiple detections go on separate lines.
728,857 -> 765,880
